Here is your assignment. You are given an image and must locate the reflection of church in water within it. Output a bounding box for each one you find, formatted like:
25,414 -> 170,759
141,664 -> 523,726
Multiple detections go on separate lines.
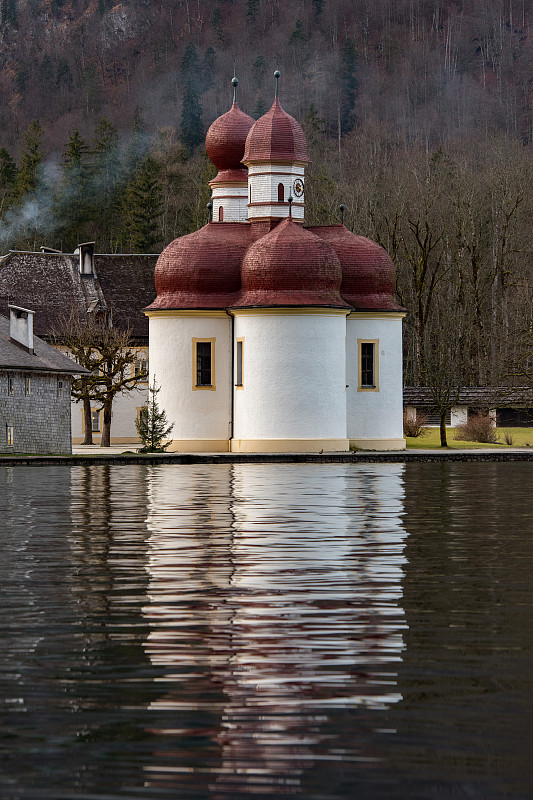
141,464 -> 408,796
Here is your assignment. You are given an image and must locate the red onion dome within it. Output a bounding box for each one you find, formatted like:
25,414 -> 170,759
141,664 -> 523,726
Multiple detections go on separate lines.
242,98 -> 310,164
310,225 -> 403,311
206,102 -> 255,177
236,218 -> 348,308
147,223 -> 254,311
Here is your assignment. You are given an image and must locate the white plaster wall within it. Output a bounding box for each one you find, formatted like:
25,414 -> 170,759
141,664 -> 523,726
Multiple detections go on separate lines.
233,312 -> 347,440
71,385 -> 148,442
211,185 -> 248,222
451,406 -> 468,427
247,163 -> 305,221
346,315 -> 404,441
149,314 -> 232,441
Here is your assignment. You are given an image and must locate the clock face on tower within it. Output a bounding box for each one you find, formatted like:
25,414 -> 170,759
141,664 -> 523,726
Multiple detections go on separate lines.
293,178 -> 304,197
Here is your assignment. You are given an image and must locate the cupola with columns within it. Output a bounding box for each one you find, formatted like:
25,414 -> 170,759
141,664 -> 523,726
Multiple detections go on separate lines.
242,70 -> 309,224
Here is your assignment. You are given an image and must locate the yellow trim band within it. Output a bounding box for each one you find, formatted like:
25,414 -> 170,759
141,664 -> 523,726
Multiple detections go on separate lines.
230,438 -> 349,453
229,307 -> 350,317
145,310 -> 230,318
347,311 -> 406,320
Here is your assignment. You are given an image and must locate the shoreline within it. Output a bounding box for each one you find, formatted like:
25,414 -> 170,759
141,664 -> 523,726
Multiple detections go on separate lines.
2,449 -> 533,465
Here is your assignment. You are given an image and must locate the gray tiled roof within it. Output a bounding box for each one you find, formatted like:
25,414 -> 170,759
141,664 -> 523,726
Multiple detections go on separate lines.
0,250 -> 157,343
403,386 -> 533,407
0,315 -> 88,374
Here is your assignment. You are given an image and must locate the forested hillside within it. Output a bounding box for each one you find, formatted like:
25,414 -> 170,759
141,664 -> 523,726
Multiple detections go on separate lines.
0,0 -> 532,386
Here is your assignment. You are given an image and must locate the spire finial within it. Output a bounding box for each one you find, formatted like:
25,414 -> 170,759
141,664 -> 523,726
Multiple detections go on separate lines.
207,200 -> 213,223
232,63 -> 238,104
340,203 -> 345,225
274,68 -> 280,99
288,194 -> 293,218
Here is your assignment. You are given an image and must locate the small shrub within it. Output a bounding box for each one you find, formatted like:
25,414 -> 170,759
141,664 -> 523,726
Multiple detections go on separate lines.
403,410 -> 430,438
504,431 -> 514,446
454,413 -> 498,444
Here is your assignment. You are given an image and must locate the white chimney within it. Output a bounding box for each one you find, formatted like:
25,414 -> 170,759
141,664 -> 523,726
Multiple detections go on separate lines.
9,305 -> 34,353
75,242 -> 95,275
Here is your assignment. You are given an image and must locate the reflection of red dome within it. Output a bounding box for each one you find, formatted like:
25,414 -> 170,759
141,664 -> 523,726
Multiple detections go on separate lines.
243,99 -> 309,164
206,102 -> 254,179
311,225 -> 402,311
236,218 -> 348,308
148,223 -> 254,310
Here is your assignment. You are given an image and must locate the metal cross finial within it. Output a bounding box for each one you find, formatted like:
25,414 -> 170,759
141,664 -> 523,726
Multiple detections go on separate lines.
232,62 -> 238,103
274,69 -> 280,99
207,201 -> 213,223
340,204 -> 345,224
288,195 -> 293,217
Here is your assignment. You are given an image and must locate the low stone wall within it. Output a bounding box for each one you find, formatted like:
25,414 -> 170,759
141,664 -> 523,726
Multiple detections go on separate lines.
1,450 -> 533,466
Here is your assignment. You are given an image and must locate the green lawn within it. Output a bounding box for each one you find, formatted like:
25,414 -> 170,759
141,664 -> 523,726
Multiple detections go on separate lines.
406,427 -> 533,449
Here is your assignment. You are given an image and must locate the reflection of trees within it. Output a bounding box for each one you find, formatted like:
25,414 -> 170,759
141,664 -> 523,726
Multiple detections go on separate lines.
397,462 -> 533,793
142,463 -> 408,797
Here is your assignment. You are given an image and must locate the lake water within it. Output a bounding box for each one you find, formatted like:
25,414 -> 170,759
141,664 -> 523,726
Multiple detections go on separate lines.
0,462 -> 532,799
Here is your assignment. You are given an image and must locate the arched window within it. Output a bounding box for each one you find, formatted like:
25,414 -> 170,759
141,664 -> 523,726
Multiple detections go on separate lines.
277,182 -> 284,202
218,206 -> 224,222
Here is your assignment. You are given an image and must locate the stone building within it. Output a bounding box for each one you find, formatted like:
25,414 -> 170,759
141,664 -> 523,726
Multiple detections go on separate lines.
0,244 -> 157,444
0,306 -> 87,454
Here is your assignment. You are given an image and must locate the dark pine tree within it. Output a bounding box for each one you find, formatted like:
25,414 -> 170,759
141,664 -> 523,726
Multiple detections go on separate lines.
0,147 -> 17,216
122,154 -> 163,253
56,128 -> 92,249
180,83 -> 204,155
14,120 -> 43,200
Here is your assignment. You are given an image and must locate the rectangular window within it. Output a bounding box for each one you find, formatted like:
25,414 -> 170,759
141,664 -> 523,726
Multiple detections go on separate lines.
8,377 -> 14,396
25,375 -> 31,396
358,339 -> 379,392
134,354 -> 149,380
192,338 -> 216,391
57,379 -> 63,396
6,425 -> 13,446
91,409 -> 101,432
236,338 -> 244,387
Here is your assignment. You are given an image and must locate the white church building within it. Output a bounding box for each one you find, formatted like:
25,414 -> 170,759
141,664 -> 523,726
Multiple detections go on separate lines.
146,75 -> 406,452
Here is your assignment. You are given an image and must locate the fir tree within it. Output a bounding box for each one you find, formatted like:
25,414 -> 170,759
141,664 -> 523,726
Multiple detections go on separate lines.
55,129 -> 91,248
202,46 -> 216,90
0,147 -> 17,215
181,42 -> 200,91
252,95 -> 268,120
122,154 -> 163,252
14,120 -> 43,200
92,118 -> 120,202
210,3 -> 223,42
252,55 -> 268,90
180,82 -> 204,155
136,378 -> 173,452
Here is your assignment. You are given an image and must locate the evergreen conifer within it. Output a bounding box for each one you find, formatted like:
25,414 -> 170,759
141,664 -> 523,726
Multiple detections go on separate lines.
136,378 -> 174,452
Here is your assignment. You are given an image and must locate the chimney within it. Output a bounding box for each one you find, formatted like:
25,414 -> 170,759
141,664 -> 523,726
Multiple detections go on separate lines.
9,305 -> 34,354
76,242 -> 95,275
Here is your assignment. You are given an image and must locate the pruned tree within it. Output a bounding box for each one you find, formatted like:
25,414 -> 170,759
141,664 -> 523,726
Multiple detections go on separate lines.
53,311 -> 148,447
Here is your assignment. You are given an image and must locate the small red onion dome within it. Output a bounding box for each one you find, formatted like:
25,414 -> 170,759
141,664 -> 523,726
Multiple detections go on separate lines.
311,225 -> 403,311
206,102 -> 255,179
242,98 -> 310,164
147,223 -> 254,310
235,218 -> 348,308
